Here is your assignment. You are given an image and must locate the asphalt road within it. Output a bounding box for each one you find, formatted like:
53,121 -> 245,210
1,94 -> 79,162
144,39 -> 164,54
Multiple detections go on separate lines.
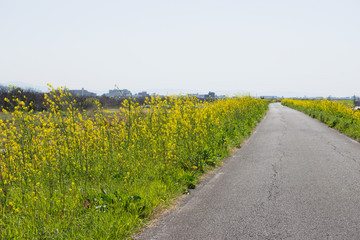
136,103 -> 360,240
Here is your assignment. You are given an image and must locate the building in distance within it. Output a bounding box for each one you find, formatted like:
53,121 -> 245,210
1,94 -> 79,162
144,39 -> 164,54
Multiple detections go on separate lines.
105,89 -> 132,98
134,91 -> 150,98
67,88 -> 97,97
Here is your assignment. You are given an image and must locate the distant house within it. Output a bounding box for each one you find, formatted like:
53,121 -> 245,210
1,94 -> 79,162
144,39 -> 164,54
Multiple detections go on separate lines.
134,91 -> 150,98
67,88 -> 97,97
105,89 -> 132,98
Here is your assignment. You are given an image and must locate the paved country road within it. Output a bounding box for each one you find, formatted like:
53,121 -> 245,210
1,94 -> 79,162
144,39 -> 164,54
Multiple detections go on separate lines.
136,103 -> 360,240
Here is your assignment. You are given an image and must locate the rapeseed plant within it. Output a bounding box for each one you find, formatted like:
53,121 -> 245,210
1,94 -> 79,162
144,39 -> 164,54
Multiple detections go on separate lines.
0,85 -> 268,239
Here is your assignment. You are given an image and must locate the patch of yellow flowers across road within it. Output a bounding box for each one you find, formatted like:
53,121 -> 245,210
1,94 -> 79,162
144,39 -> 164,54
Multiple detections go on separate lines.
0,86 -> 268,239
282,99 -> 360,141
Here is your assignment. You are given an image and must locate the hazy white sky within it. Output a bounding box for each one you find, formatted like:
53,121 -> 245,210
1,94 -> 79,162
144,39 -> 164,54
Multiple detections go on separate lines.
1,0 -> 359,97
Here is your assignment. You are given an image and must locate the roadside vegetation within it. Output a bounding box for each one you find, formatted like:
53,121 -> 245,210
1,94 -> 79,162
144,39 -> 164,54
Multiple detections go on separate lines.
282,99 -> 360,141
0,85 -> 268,239
338,99 -> 355,108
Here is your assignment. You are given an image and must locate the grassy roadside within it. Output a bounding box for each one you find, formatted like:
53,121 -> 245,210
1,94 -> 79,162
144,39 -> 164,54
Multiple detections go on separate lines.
0,91 -> 269,239
281,99 -> 360,141
133,101 -> 271,237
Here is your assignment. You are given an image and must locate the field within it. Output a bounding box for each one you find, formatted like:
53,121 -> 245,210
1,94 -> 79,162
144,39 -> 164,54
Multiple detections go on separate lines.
338,99 -> 354,108
282,99 -> 360,141
0,88 -> 268,239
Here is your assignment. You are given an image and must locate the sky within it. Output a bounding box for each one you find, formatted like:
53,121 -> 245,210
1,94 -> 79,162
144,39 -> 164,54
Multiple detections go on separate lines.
1,0 -> 360,97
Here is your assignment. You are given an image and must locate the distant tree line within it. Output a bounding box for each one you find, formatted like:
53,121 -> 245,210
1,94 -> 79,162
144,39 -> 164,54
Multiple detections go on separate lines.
0,85 -> 149,112
0,85 -> 219,113
0,86 -> 47,111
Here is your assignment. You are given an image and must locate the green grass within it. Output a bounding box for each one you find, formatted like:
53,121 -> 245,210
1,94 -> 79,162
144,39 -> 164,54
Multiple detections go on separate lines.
338,100 -> 354,108
0,112 -> 12,121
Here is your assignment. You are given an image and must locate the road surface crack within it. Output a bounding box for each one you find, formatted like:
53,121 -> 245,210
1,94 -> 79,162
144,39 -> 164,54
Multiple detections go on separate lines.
268,149 -> 285,202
